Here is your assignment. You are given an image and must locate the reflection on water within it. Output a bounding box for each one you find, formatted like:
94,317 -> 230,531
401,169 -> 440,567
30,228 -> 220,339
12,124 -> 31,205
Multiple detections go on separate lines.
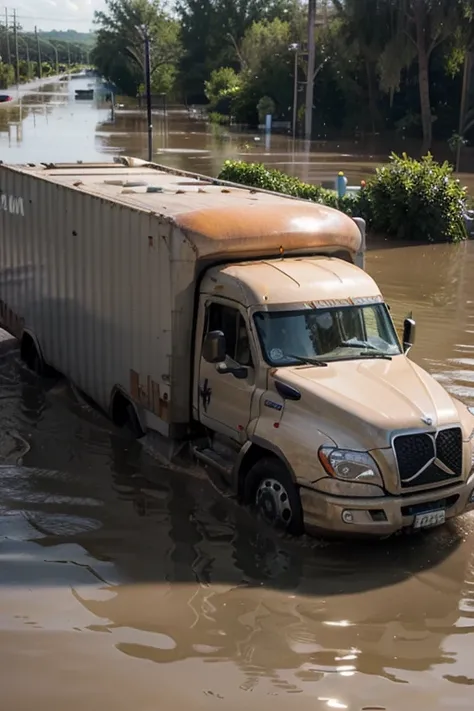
3,76 -> 474,195
367,241 -> 474,407
1,79 -> 474,711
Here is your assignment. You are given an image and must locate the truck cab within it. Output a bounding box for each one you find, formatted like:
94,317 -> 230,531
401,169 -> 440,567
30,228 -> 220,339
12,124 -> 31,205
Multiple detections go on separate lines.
193,255 -> 474,536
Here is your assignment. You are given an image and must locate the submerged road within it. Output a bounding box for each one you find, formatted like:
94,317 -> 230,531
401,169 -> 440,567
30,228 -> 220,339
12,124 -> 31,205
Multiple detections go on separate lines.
0,78 -> 474,711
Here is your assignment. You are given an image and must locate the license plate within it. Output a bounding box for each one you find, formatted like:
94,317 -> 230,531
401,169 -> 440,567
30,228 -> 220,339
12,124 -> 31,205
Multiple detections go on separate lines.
413,509 -> 446,530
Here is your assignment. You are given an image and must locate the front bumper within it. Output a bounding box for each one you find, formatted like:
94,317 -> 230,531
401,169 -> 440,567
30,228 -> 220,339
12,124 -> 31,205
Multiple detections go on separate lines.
300,474 -> 474,537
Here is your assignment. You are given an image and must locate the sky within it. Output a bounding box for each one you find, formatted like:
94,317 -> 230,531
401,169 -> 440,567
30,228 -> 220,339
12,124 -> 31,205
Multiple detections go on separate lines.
4,0 -> 107,32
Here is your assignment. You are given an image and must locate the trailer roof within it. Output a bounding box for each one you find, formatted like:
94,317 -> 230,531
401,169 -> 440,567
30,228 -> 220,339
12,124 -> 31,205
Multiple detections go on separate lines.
4,157 -> 362,260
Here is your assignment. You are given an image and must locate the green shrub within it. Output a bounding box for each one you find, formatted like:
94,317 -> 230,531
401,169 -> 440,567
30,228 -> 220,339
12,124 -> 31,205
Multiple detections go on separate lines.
0,62 -> 15,89
218,160 -> 359,216
218,154 -> 468,243
204,67 -> 240,110
208,112 -> 230,125
361,153 -> 467,243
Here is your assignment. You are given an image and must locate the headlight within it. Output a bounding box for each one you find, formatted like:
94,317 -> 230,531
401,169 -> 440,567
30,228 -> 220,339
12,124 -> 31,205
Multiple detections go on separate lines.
318,447 -> 383,486
468,406 -> 474,416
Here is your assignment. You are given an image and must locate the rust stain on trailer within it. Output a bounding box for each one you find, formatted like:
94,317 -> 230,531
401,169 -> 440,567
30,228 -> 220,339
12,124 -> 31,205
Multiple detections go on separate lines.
0,299 -> 25,339
130,369 -> 140,400
129,369 -> 169,421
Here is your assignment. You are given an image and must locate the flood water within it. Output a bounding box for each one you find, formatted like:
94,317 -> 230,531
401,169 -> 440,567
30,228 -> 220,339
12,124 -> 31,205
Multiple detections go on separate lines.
1,78 -> 474,711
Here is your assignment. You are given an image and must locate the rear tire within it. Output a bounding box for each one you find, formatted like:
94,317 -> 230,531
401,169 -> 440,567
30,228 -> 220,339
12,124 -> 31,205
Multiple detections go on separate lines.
125,403 -> 145,439
112,391 -> 146,439
244,456 -> 304,536
20,335 -> 45,376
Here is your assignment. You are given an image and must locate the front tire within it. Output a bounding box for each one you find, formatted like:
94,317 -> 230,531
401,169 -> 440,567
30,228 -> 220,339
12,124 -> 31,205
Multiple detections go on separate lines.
244,457 -> 304,536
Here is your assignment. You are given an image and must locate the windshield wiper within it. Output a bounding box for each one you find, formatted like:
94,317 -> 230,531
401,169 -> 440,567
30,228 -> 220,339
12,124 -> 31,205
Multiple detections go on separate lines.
287,354 -> 328,367
339,340 -> 378,350
357,352 -> 392,360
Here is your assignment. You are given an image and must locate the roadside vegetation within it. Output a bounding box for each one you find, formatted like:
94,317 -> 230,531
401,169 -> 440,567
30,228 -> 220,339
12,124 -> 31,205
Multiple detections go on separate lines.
92,0 -> 474,150
92,0 -> 182,98
0,25 -> 92,89
219,155 -> 469,243
0,62 -> 87,89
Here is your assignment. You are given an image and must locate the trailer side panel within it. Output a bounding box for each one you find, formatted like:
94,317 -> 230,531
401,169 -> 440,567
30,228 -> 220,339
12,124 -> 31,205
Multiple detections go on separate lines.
0,167 -> 178,435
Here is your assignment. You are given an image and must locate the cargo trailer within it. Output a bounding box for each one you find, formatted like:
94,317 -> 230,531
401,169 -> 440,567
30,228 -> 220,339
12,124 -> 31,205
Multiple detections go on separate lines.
1,156 -> 474,537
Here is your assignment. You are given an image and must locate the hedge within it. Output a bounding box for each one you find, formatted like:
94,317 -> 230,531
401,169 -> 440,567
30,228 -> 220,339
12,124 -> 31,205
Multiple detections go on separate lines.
218,153 -> 468,243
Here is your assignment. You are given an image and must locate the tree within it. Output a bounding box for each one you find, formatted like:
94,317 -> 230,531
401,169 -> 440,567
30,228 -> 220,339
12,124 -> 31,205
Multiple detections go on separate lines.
333,0 -> 394,132
176,0 -> 301,100
233,17 -> 295,123
380,0 -> 474,151
92,0 -> 182,96
0,62 -> 14,89
204,66 -> 240,106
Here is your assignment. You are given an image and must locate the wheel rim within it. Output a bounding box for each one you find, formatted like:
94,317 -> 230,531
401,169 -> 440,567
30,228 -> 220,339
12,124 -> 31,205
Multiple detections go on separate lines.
255,478 -> 293,528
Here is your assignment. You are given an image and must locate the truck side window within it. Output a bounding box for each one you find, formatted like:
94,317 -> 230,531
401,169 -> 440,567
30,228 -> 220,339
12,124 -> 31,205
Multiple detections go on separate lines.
206,304 -> 253,367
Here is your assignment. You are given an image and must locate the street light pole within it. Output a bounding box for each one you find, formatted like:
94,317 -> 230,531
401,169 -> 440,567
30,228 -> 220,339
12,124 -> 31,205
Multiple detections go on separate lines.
305,0 -> 317,141
53,45 -> 59,74
35,26 -> 42,79
40,38 -> 59,74
144,31 -> 153,162
456,50 -> 471,172
18,36 -> 31,79
290,44 -> 299,140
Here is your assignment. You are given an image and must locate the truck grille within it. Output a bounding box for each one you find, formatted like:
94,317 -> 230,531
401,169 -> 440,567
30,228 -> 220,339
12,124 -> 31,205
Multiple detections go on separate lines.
394,428 -> 463,489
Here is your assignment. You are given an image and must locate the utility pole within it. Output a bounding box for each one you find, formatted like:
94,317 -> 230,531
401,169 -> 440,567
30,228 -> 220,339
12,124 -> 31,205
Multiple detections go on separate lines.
5,8 -> 11,65
304,0 -> 316,141
51,43 -> 59,74
144,31 -> 153,162
289,43 -> 299,140
13,9 -> 19,87
67,42 -> 71,73
17,36 -> 31,79
456,50 -> 472,172
35,26 -> 42,78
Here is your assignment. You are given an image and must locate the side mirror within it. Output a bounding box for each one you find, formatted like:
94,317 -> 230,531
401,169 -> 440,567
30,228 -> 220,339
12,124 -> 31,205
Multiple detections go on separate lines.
403,317 -> 416,353
203,330 -> 226,363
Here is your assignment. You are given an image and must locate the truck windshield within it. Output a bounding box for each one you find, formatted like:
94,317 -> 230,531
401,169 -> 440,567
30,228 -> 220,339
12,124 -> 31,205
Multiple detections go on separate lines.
253,303 -> 401,366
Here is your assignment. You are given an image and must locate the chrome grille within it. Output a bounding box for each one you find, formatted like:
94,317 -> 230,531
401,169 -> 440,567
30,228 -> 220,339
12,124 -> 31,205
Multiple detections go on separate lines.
437,428 -> 463,476
394,428 -> 463,489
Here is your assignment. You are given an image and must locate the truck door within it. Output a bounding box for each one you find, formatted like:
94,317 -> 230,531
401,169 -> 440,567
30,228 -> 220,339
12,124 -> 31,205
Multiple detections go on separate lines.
198,300 -> 256,442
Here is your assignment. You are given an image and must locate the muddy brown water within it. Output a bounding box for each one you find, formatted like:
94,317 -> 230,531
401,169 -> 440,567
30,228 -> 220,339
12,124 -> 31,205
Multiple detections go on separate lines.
1,79 -> 474,710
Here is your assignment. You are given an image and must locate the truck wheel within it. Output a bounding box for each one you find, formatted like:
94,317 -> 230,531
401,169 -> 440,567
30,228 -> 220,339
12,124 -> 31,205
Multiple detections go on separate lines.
125,403 -> 146,439
20,335 -> 44,376
111,392 -> 146,439
244,457 -> 304,536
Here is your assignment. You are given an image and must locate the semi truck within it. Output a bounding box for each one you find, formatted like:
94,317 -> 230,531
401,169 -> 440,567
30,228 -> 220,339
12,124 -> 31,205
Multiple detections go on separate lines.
1,156 -> 474,537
